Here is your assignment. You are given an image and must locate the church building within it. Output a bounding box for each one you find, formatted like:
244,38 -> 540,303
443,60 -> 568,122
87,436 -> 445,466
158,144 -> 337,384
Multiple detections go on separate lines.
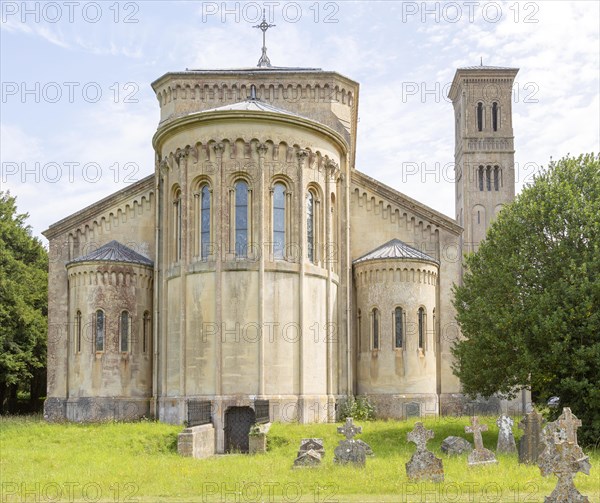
43,29 -> 519,452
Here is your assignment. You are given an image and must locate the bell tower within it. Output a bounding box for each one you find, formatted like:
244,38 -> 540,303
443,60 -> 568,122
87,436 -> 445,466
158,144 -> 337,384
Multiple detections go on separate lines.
450,65 -> 519,265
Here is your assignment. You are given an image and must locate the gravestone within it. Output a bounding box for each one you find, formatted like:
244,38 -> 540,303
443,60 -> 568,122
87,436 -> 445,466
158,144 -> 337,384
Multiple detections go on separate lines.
356,439 -> 374,456
405,402 -> 421,418
441,436 -> 472,455
518,410 -> 546,464
405,422 -> 444,482
333,418 -> 367,467
293,449 -> 322,468
465,416 -> 497,466
496,415 -> 517,454
538,408 -> 591,503
298,438 -> 325,457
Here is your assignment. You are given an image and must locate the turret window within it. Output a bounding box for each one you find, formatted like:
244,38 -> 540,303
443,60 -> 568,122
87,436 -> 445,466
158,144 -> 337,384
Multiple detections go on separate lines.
306,190 -> 315,263
418,307 -> 425,350
75,310 -> 82,353
372,308 -> 380,350
492,102 -> 498,131
478,166 -> 484,191
120,311 -> 130,352
173,188 -> 182,261
95,310 -> 105,352
273,183 -> 286,259
200,185 -> 211,259
394,307 -> 403,348
486,166 -> 492,191
477,102 -> 483,131
143,311 -> 151,353
494,166 -> 500,191
235,180 -> 249,257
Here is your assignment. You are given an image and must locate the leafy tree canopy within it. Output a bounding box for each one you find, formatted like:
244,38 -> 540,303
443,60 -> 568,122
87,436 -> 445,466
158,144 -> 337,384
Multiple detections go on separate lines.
0,191 -> 48,412
452,153 -> 600,446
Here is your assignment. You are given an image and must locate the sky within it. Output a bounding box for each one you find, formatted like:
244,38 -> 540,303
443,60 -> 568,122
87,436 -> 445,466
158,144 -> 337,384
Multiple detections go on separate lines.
1,0 -> 599,242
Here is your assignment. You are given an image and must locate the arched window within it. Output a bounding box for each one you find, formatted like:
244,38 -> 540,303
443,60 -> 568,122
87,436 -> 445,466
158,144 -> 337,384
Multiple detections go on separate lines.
372,308 -> 380,350
486,166 -> 492,191
273,183 -> 286,259
492,102 -> 498,131
477,102 -> 483,132
143,311 -> 151,353
120,311 -> 130,352
76,310 -> 82,353
494,166 -> 500,191
394,307 -> 403,348
173,189 -> 182,261
306,190 -> 315,263
95,310 -> 105,352
418,307 -> 425,350
235,180 -> 249,257
478,166 -> 484,191
200,185 -> 211,259
357,309 -> 362,350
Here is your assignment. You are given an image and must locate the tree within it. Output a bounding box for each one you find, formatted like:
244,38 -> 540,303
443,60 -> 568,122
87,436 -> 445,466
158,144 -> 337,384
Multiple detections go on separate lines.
0,191 -> 48,413
452,153 -> 600,447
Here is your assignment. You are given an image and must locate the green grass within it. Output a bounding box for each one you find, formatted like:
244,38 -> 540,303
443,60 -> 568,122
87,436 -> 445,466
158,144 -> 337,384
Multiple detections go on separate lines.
1,415 -> 598,502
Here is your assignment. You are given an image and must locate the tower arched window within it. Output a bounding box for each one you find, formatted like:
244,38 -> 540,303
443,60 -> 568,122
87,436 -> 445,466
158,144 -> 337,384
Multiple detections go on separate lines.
492,102 -> 498,131
143,311 -> 151,353
486,166 -> 492,191
494,166 -> 500,191
235,180 -> 249,257
173,189 -> 182,261
478,166 -> 484,191
418,307 -> 425,350
394,307 -> 403,349
477,102 -> 483,132
357,309 -> 362,350
75,310 -> 82,353
120,311 -> 130,352
95,310 -> 105,352
200,185 -> 211,259
306,190 -> 315,263
372,308 -> 380,350
273,183 -> 286,259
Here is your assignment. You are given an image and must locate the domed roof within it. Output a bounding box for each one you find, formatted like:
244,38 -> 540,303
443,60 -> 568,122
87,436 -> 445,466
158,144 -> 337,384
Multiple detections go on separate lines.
67,240 -> 153,267
353,238 -> 438,265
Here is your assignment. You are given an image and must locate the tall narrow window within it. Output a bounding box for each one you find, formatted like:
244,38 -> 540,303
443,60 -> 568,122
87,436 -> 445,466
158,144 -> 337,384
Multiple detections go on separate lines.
200,185 -> 211,259
143,311 -> 151,353
418,307 -> 425,350
494,166 -> 500,191
478,166 -> 484,191
477,102 -> 483,131
95,310 -> 105,352
357,309 -> 362,350
76,310 -> 82,353
486,166 -> 491,191
306,191 -> 315,263
394,307 -> 403,348
235,180 -> 249,257
372,308 -> 380,350
174,190 -> 182,261
120,311 -> 130,352
273,183 -> 286,259
492,102 -> 498,131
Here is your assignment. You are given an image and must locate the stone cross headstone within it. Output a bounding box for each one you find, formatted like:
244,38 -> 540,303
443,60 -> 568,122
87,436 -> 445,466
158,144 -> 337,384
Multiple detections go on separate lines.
496,415 -> 517,454
538,408 -> 591,503
334,418 -> 368,467
465,416 -> 497,465
519,410 -> 546,464
405,422 -> 444,482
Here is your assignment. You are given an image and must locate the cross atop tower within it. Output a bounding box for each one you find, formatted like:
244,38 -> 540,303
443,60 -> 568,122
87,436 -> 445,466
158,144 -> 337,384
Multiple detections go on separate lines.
253,10 -> 275,68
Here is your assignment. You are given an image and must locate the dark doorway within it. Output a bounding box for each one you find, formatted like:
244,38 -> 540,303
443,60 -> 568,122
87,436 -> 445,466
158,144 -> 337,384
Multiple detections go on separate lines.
224,406 -> 255,453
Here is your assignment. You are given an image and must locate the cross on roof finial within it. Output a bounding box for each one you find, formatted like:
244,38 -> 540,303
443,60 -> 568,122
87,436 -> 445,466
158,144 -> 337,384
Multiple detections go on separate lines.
253,9 -> 275,68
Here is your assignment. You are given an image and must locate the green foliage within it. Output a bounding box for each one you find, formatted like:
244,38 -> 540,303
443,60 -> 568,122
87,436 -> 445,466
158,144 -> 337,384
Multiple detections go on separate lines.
0,191 -> 48,413
339,395 -> 376,421
452,153 -> 600,446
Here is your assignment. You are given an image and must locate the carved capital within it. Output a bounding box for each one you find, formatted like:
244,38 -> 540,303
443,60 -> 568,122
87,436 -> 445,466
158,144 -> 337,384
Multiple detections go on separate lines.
257,143 -> 269,156
159,159 -> 170,175
213,142 -> 225,156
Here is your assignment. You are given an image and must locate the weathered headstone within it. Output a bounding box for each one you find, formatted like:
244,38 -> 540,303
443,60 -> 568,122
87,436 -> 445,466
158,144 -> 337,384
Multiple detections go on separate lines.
538,408 -> 591,503
519,410 -> 546,464
441,436 -> 472,455
333,418 -> 367,467
298,438 -> 325,457
496,415 -> 517,454
465,416 -> 497,466
355,439 -> 374,456
293,449 -> 322,468
405,422 -> 444,482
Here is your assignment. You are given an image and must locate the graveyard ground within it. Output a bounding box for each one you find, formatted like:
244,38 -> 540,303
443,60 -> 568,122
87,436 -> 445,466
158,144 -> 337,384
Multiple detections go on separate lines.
1,415 -> 598,502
